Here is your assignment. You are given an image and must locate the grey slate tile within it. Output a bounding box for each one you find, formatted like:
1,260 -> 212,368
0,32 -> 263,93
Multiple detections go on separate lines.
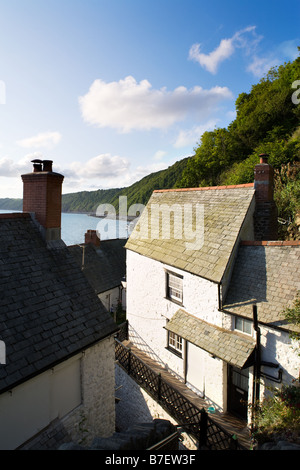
0,215 -> 119,393
223,245 -> 300,332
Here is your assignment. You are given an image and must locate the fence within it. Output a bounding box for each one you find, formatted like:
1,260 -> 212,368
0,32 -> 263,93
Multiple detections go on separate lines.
115,338 -> 246,450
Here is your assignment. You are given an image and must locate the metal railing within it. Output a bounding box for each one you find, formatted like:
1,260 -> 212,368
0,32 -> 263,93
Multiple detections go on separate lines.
115,338 -> 246,450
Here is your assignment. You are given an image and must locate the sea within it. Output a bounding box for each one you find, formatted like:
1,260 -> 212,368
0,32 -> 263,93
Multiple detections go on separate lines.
0,210 -> 130,246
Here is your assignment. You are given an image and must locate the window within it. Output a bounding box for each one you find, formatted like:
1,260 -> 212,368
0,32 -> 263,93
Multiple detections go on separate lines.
166,271 -> 183,303
235,316 -> 252,335
168,331 -> 183,357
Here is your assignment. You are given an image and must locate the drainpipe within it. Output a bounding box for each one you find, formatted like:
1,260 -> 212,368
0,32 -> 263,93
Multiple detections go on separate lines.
252,304 -> 261,428
184,340 -> 188,384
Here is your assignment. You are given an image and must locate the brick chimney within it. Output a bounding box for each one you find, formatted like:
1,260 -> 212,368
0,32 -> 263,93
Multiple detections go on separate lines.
22,160 -> 64,241
253,154 -> 278,240
85,229 -> 100,246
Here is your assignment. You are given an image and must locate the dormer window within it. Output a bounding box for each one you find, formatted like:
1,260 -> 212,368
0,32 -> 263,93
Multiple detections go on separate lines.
166,271 -> 183,304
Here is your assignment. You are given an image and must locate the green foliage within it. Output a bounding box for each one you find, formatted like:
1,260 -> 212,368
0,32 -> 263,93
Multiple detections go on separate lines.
274,162 -> 300,240
283,292 -> 300,343
177,52 -> 300,190
251,382 -> 300,445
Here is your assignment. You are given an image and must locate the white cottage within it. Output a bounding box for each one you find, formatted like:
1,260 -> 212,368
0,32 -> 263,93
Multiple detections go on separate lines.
125,155 -> 299,422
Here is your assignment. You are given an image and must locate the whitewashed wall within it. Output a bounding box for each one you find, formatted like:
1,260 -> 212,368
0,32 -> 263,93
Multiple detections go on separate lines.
126,250 -> 227,408
64,335 -> 116,445
259,325 -> 299,392
99,286 -> 125,313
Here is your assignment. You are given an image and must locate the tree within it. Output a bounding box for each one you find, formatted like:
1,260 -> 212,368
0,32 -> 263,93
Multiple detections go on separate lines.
177,51 -> 300,190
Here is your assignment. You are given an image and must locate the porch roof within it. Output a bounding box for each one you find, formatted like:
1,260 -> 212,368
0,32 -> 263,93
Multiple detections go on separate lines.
166,309 -> 256,369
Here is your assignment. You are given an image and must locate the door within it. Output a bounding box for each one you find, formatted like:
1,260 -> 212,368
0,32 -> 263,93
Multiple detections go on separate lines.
228,366 -> 249,420
186,342 -> 205,397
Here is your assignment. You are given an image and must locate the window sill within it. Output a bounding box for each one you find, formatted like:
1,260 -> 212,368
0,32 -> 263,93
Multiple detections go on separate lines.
165,346 -> 182,359
164,297 -> 183,307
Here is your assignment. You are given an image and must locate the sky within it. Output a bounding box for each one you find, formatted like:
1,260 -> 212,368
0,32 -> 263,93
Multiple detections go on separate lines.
0,0 -> 299,198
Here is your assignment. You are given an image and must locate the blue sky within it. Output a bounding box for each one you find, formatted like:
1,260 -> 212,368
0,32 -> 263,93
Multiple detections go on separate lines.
0,0 -> 299,198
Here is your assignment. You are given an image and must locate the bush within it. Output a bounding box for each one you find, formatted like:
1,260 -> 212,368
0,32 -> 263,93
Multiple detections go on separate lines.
251,381 -> 300,445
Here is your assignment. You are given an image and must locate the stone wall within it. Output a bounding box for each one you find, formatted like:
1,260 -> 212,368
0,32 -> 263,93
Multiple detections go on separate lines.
62,335 -> 116,446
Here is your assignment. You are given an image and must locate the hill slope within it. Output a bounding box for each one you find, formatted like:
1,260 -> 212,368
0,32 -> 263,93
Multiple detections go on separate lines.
0,156 -> 191,214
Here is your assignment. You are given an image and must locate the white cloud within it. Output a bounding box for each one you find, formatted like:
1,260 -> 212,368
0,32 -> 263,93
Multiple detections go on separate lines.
247,55 -> 279,77
189,26 -> 261,74
153,150 -> 167,161
0,153 -> 42,177
79,76 -> 232,133
17,131 -> 62,149
247,39 -> 299,78
174,120 -> 218,148
65,153 -> 130,180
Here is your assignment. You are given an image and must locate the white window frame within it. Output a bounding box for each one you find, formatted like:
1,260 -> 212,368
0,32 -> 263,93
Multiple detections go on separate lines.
234,316 -> 252,335
166,271 -> 183,304
168,331 -> 183,357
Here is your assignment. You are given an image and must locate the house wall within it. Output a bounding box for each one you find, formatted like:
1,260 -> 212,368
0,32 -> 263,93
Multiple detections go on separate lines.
0,336 -> 115,450
126,250 -> 226,408
99,287 -> 123,313
259,325 -> 299,394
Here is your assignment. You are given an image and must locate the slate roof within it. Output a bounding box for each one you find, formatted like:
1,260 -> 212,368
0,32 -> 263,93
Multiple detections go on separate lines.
68,239 -> 126,295
125,184 -> 255,283
166,309 -> 256,369
223,242 -> 300,333
0,213 -> 119,394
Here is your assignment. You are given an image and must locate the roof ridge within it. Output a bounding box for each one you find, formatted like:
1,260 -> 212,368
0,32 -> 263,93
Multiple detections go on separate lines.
241,240 -> 300,246
0,212 -> 30,219
153,183 -> 254,193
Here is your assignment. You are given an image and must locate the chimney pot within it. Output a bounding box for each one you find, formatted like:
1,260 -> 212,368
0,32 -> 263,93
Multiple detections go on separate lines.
85,229 -> 100,246
259,153 -> 269,164
42,160 -> 53,172
31,159 -> 43,172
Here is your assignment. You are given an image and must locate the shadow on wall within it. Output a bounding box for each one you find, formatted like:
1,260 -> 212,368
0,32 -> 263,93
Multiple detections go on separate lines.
128,323 -> 165,366
115,364 -> 160,432
128,323 -> 183,382
261,329 -> 296,395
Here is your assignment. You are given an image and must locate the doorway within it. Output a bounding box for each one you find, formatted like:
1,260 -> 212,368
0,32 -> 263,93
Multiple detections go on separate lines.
228,365 -> 249,420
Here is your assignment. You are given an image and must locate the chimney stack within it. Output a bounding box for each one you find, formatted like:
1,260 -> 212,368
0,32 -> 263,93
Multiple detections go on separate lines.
253,154 -> 278,240
85,230 -> 100,246
22,160 -> 64,241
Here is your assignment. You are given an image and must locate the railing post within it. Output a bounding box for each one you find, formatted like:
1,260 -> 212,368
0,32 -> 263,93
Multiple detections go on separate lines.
157,373 -> 162,402
199,408 -> 208,448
